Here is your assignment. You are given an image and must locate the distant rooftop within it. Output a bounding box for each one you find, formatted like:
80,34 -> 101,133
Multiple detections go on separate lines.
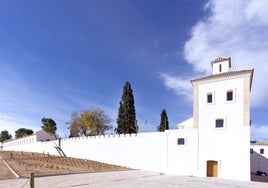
250,141 -> 268,145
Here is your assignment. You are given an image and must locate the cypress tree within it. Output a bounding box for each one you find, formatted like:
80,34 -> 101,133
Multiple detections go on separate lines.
157,109 -> 169,132
116,81 -> 138,134
116,102 -> 125,134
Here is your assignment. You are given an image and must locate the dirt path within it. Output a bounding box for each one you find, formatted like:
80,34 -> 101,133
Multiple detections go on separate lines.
0,151 -> 130,179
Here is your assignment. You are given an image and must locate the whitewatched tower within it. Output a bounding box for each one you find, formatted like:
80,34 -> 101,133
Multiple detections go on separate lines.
191,57 -> 254,180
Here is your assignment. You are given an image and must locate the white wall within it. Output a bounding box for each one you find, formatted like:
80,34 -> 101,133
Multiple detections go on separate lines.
3,130 -> 198,176
166,129 -> 198,175
61,132 -> 168,172
60,130 -> 198,175
3,133 -> 60,155
196,76 -> 251,181
212,60 -> 230,74
3,127 -> 251,181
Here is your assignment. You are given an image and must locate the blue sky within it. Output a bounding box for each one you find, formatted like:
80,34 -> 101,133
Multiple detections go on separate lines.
0,0 -> 267,140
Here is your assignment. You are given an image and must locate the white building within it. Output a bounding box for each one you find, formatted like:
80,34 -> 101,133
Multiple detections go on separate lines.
3,130 -> 59,152
250,141 -> 268,174
189,57 -> 254,180
3,57 -> 255,181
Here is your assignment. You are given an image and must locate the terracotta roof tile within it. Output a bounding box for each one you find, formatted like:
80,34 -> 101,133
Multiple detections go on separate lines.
211,57 -> 231,67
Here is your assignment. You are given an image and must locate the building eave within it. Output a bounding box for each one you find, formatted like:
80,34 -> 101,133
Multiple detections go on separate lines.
191,69 -> 254,90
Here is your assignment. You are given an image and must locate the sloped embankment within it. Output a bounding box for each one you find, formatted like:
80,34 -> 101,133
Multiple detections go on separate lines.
0,150 -> 130,178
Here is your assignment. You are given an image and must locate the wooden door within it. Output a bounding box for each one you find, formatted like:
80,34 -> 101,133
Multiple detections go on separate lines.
207,160 -> 218,177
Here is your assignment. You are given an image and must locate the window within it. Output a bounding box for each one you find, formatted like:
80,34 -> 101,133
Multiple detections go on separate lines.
227,91 -> 233,101
250,148 -> 253,154
177,138 -> 185,145
215,119 -> 224,128
260,149 -> 264,154
219,64 -> 222,72
207,93 -> 213,103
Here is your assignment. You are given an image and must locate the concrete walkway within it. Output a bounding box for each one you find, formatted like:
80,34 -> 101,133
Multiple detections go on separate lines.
0,170 -> 266,188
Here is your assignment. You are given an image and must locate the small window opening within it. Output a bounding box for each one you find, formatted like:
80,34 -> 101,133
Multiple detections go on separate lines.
219,64 -> 222,72
250,148 -> 253,154
177,138 -> 185,145
207,93 -> 213,103
215,119 -> 224,128
260,149 -> 264,154
227,91 -> 233,101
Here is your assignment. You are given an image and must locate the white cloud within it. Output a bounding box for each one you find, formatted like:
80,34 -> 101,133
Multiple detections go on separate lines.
161,0 -> 268,107
245,0 -> 268,24
251,124 -> 268,141
160,1 -> 268,140
162,1 -> 268,108
160,73 -> 192,102
183,0 -> 268,108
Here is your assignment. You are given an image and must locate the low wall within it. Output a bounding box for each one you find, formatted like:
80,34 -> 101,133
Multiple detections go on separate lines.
61,132 -> 168,172
3,129 -> 198,175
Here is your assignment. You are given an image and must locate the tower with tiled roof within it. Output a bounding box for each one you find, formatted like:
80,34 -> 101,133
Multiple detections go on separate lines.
191,57 -> 254,181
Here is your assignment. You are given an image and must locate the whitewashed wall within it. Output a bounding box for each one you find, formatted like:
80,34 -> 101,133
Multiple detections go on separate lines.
3,128 -> 252,181
3,135 -> 59,155
3,127 -> 252,181
166,129 -> 198,175
3,130 -> 198,175
195,76 -> 251,181
60,130 -> 199,174
61,132 -> 168,172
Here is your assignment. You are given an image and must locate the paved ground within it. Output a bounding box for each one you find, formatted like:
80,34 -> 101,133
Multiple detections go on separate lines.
0,170 -> 267,188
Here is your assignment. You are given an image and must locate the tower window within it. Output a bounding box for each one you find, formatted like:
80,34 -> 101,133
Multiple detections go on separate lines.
207,93 -> 213,103
177,138 -> 185,145
219,64 -> 222,72
250,148 -> 253,154
260,149 -> 264,154
215,119 -> 224,128
227,91 -> 233,101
